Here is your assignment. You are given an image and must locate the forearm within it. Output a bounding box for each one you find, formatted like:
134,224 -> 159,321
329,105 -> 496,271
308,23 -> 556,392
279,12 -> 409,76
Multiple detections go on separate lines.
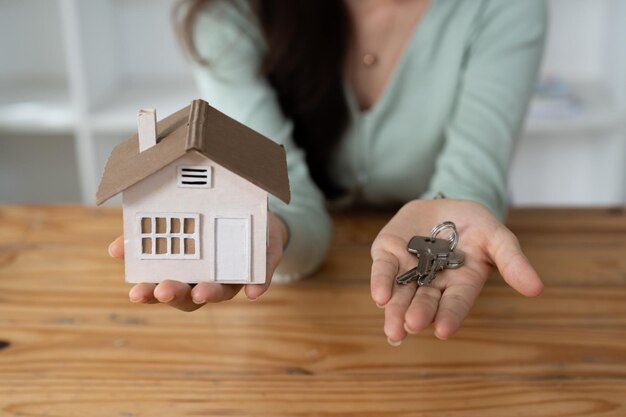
422,1 -> 547,221
270,194 -> 332,282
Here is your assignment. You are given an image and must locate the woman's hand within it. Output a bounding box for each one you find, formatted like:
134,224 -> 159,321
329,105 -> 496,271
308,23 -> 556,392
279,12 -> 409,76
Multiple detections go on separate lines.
370,199 -> 543,344
108,211 -> 288,311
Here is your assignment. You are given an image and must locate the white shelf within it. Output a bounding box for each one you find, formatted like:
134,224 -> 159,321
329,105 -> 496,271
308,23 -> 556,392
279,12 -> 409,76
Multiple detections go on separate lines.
89,79 -> 198,134
0,79 -> 75,134
523,80 -> 625,138
0,133 -> 82,203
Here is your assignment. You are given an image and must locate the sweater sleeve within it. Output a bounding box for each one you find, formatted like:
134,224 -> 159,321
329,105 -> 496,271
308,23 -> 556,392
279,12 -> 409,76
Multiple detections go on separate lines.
422,0 -> 547,220
190,1 -> 331,281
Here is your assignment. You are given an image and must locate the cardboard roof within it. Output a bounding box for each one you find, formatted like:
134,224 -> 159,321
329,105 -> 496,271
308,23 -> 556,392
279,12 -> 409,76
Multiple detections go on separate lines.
96,99 -> 290,205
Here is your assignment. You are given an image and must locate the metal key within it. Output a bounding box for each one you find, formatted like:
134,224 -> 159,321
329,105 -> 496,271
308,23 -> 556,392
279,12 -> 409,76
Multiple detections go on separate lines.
418,244 -> 465,285
395,237 -> 454,285
395,221 -> 465,286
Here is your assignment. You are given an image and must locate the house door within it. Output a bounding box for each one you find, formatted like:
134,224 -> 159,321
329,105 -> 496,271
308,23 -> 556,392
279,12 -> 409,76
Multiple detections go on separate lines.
214,216 -> 251,282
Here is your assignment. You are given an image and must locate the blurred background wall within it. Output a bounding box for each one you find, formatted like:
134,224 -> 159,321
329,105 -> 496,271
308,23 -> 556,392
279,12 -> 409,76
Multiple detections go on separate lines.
0,0 -> 625,206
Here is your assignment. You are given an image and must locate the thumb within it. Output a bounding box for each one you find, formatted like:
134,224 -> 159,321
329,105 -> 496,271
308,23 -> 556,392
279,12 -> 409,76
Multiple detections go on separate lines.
108,235 -> 125,260
489,226 -> 544,297
243,241 -> 281,301
244,214 -> 284,301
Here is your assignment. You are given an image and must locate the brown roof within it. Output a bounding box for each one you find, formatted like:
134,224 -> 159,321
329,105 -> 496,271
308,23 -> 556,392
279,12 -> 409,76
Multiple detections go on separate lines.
96,99 -> 290,205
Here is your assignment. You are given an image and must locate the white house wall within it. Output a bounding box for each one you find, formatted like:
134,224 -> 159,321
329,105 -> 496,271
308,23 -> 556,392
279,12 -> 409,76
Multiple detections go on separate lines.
122,151 -> 268,284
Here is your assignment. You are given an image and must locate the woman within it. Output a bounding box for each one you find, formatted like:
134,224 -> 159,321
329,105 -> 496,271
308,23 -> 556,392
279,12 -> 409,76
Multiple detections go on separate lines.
109,0 -> 546,345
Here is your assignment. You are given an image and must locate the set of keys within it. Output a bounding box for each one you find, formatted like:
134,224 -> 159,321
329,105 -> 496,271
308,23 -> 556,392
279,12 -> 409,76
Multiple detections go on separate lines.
395,221 -> 465,286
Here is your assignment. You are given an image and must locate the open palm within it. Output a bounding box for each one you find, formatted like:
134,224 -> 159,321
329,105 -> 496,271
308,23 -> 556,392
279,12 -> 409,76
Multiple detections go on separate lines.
370,199 -> 543,343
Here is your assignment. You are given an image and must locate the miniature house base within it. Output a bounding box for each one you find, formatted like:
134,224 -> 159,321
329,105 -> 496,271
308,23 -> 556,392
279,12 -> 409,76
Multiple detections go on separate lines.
96,100 -> 290,285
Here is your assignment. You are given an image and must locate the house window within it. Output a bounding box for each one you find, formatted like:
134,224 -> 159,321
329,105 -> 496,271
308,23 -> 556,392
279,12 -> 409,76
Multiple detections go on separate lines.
177,166 -> 211,188
137,213 -> 200,259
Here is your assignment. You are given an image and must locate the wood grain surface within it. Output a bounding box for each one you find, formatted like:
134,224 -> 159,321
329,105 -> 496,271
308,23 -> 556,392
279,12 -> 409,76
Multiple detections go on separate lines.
1,205 -> 625,416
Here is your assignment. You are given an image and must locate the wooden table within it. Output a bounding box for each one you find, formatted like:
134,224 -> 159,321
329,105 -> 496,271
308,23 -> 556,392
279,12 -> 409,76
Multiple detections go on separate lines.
1,205 -> 625,416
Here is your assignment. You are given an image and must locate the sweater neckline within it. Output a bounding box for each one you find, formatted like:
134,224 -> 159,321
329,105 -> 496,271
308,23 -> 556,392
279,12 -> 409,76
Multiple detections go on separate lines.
343,0 -> 439,118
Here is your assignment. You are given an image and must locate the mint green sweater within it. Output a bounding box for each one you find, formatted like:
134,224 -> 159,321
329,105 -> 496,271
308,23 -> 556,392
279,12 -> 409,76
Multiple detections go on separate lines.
191,0 -> 547,281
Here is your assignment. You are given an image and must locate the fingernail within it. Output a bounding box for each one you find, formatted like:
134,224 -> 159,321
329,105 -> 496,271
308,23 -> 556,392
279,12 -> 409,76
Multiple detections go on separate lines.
404,322 -> 417,335
375,302 -> 386,309
387,337 -> 402,347
107,243 -> 114,257
247,296 -> 257,302
192,297 -> 205,305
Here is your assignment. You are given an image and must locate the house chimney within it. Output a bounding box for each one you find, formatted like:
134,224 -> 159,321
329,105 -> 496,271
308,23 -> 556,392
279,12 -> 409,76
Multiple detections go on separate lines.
137,108 -> 157,152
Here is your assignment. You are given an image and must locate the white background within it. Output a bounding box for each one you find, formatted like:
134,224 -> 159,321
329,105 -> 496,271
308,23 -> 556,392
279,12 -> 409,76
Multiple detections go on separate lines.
0,0 -> 624,206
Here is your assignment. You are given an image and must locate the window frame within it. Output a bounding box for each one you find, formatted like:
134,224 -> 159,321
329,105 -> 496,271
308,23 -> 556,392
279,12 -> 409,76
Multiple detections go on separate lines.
136,213 -> 200,260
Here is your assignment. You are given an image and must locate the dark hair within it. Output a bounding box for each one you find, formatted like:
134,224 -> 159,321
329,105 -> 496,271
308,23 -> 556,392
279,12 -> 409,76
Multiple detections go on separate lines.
175,0 -> 351,199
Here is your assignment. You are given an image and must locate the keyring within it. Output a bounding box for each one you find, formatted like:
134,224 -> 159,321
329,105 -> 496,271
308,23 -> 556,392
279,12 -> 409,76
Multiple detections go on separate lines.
430,221 -> 459,251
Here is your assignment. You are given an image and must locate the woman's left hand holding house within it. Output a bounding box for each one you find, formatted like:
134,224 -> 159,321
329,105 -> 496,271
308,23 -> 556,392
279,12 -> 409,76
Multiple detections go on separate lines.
108,211 -> 289,311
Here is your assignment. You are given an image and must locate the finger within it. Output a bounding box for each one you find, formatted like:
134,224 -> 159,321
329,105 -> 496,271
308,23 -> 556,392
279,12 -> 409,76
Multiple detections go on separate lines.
490,226 -> 544,297
244,263 -> 274,301
108,235 -> 125,260
433,281 -> 482,340
370,250 -> 399,307
129,283 -> 158,303
384,282 -> 418,344
154,280 -> 202,312
245,230 -> 283,301
404,285 -> 442,334
191,282 -> 243,304
244,282 -> 269,301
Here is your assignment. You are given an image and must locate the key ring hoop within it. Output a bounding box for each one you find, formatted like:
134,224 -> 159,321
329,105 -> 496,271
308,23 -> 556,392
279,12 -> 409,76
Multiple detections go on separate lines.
430,221 -> 459,251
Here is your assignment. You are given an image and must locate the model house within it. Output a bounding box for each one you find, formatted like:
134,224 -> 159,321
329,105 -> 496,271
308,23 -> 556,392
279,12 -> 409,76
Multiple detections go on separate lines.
96,99 -> 290,284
